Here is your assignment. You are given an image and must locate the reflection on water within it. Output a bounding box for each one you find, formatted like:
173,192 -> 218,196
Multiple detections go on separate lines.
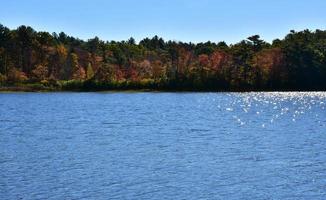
0,92 -> 326,199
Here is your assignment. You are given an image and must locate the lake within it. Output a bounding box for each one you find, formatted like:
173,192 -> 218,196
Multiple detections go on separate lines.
0,92 -> 326,199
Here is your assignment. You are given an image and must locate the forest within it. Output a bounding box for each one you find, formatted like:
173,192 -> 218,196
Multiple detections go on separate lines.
0,23 -> 326,91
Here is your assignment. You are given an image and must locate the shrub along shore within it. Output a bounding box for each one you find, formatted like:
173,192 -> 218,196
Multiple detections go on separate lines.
0,80 -> 322,92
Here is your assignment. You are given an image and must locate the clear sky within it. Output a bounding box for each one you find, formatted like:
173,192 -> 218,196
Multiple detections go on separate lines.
1,0 -> 325,44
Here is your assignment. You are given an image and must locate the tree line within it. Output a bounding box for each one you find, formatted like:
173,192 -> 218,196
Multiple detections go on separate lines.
0,24 -> 326,91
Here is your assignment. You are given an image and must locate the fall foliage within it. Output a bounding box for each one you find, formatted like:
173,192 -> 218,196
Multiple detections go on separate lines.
0,24 -> 326,91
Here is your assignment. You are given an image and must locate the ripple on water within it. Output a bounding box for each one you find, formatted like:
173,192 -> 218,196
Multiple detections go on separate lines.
0,92 -> 326,199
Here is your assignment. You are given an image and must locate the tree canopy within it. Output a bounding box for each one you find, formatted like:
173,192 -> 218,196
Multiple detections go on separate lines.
0,24 -> 326,91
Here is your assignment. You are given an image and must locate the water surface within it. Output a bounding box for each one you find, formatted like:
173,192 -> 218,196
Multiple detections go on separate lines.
1,92 -> 326,199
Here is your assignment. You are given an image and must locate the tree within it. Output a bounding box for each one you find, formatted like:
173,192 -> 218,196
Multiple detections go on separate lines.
138,60 -> 152,79
127,37 -> 136,45
0,73 -> 6,85
16,25 -> 37,74
0,24 -> 11,75
86,63 -> 94,79
152,60 -> 165,80
252,48 -> 286,88
94,63 -> 116,82
68,53 -> 85,80
7,68 -> 28,83
52,44 -> 68,79
31,64 -> 48,81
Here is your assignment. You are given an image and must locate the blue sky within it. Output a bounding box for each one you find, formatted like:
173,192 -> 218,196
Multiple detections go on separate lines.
1,0 -> 325,44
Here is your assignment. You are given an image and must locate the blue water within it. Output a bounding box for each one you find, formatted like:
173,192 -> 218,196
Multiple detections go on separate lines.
0,92 -> 326,200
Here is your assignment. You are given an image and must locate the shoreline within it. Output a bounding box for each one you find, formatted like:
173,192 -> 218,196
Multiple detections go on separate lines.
1,86 -> 325,93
